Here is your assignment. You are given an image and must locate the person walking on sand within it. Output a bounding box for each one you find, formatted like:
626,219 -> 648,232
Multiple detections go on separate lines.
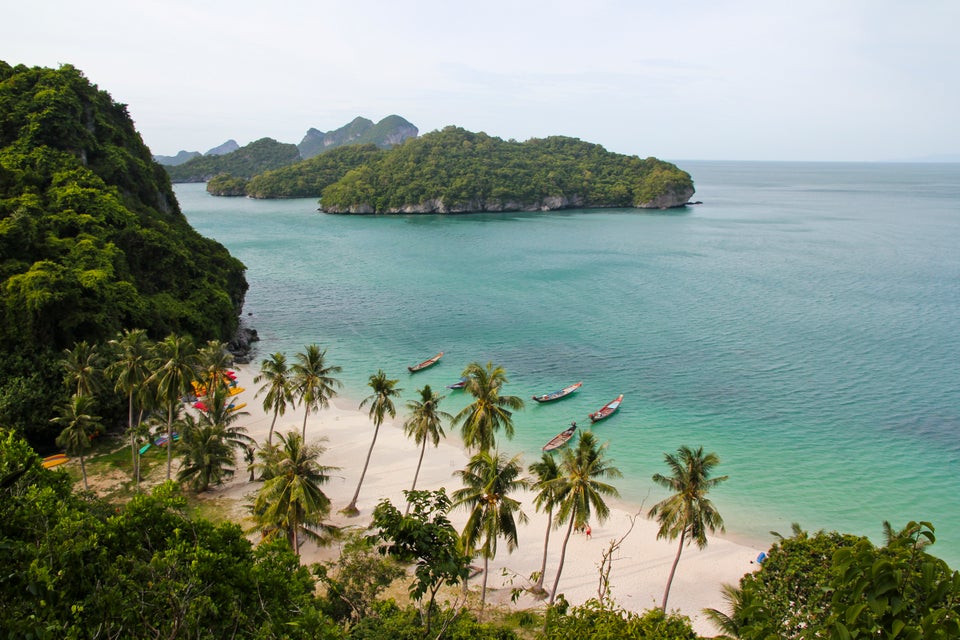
586,524 -> 592,539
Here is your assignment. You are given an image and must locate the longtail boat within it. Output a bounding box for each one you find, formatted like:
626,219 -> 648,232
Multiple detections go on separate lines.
408,351 -> 443,373
588,394 -> 623,423
542,423 -> 578,452
532,381 -> 582,403
447,377 -> 468,389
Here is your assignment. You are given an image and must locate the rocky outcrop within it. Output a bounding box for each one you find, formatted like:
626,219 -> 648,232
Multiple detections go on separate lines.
205,139 -> 240,156
324,190 -> 693,215
228,320 -> 260,364
635,185 -> 695,209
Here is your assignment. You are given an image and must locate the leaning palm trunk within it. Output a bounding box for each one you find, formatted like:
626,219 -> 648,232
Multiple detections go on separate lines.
534,506 -> 554,594
126,391 -> 138,491
345,422 -> 380,515
480,554 -> 490,616
406,437 -> 429,515
166,405 -> 174,480
549,516 -> 577,604
79,453 -> 89,490
661,529 -> 687,611
267,411 -> 278,446
301,406 -> 310,440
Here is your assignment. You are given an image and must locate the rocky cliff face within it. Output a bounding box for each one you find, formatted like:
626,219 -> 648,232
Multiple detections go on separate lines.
324,189 -> 693,215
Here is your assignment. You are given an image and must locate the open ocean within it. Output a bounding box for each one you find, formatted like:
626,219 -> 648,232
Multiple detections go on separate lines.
176,161 -> 960,565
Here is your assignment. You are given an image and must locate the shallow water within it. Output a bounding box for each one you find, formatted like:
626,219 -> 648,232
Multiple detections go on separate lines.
178,160 -> 960,565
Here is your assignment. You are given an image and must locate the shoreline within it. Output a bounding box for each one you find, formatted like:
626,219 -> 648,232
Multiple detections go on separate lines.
216,363 -> 764,636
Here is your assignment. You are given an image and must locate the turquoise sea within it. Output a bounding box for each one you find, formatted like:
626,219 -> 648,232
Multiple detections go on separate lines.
177,161 -> 960,565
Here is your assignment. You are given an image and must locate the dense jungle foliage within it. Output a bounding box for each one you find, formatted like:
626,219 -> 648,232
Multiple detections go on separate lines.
0,61 -> 247,445
319,127 -> 695,213
238,143 -> 386,198
166,136 -> 302,182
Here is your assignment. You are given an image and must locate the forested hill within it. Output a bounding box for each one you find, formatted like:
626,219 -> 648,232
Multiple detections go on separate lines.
0,61 -> 247,443
211,144 -> 387,198
319,127 -> 695,213
165,137 -> 302,183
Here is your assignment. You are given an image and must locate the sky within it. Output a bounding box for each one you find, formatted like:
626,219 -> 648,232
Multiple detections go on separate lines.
5,0 -> 959,161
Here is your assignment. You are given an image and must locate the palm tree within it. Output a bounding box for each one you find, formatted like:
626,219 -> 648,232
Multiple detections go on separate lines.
528,451 -> 563,596
151,334 -> 198,480
52,394 -> 102,491
343,370 -> 402,516
195,339 -> 234,393
452,450 -> 528,611
648,445 -> 728,612
177,385 -> 252,492
402,385 -> 451,513
546,430 -> 621,605
252,430 -> 339,555
254,352 -> 295,446
290,344 -> 342,439
453,361 -> 524,452
60,340 -> 103,398
106,329 -> 153,491
176,413 -> 236,492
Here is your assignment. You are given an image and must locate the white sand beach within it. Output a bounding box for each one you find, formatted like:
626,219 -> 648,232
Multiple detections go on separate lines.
217,364 -> 764,636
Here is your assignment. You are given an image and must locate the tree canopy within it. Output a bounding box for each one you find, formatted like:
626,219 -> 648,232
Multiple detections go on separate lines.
0,61 -> 247,444
319,126 -> 695,213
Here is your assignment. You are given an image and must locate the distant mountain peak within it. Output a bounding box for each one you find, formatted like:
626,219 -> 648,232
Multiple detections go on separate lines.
298,115 -> 417,159
206,139 -> 240,156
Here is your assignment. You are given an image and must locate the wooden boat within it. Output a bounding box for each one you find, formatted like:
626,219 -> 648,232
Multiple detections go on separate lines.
447,377 -> 467,389
588,394 -> 623,422
408,351 -> 443,372
542,423 -> 578,452
532,381 -> 582,403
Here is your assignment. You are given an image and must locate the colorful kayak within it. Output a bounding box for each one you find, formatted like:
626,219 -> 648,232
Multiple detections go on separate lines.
542,423 -> 578,452
42,453 -> 69,469
532,381 -> 582,403
138,443 -> 151,455
589,394 -> 623,423
409,351 -> 443,372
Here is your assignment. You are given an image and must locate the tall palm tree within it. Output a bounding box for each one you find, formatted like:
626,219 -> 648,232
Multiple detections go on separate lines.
177,385 -> 252,492
106,328 -> 153,491
453,361 -> 524,452
151,334 -> 198,480
402,385 -> 451,513
648,445 -> 728,612
60,340 -> 103,398
195,339 -> 233,393
546,430 -> 621,605
52,394 -> 102,491
452,450 -> 528,611
529,451 -> 563,596
290,344 -> 342,440
254,352 -> 294,446
252,430 -> 339,555
344,370 -> 402,516
176,413 -> 236,493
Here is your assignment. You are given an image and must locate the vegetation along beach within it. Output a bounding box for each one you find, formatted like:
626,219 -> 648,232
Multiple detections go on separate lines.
3,55 -> 959,639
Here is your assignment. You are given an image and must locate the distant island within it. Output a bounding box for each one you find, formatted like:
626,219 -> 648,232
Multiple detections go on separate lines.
206,127 -> 695,212
163,116 -> 418,183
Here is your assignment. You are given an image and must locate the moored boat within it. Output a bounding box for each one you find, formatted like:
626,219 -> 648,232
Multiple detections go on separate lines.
542,422 -> 578,452
588,394 -> 623,422
409,351 -> 443,372
447,377 -> 468,389
532,381 -> 582,403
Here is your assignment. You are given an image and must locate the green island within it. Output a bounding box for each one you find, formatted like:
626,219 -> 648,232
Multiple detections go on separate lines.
3,61 -> 959,639
210,126 -> 696,212
165,136 -> 302,183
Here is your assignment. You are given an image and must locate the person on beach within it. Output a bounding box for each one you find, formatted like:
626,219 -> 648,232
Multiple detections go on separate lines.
586,524 -> 592,539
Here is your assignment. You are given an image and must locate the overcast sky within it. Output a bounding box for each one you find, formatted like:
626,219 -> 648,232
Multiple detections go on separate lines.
6,0 -> 958,161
